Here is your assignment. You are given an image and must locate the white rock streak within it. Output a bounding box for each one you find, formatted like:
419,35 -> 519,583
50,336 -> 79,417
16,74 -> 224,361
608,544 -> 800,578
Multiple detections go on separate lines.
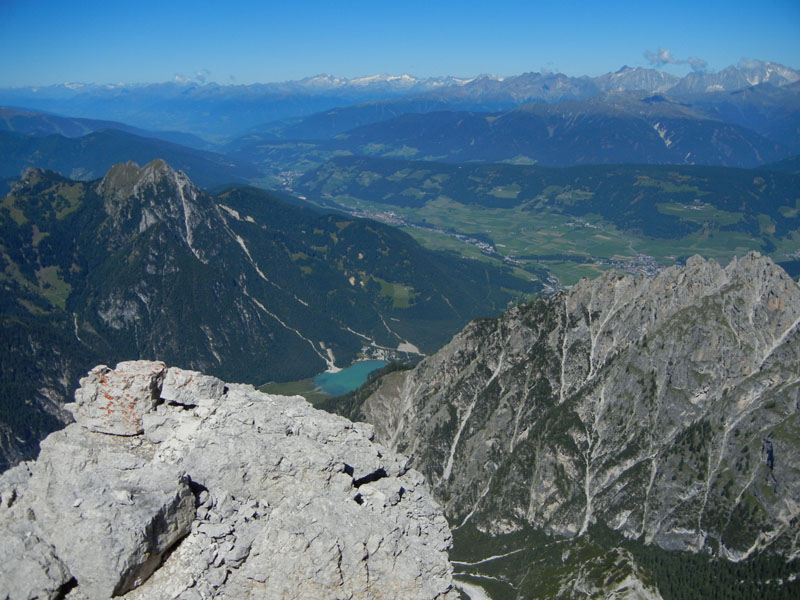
451,548 -> 525,567
440,350 -> 505,486
454,579 -> 495,600
243,289 -> 335,370
219,210 -> 311,310
175,175 -> 204,263
759,312 -> 800,369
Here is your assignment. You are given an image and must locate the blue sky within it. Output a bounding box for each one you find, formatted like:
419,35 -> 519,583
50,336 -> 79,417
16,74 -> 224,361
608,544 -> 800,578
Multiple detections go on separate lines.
1,0 -> 798,86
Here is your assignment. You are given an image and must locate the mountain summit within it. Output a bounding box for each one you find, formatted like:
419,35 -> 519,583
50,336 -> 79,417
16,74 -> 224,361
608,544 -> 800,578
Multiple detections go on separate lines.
96,159 -> 212,260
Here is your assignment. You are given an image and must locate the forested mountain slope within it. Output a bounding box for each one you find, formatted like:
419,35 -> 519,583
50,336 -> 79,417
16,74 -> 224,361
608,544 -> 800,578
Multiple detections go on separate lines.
0,160 -> 532,470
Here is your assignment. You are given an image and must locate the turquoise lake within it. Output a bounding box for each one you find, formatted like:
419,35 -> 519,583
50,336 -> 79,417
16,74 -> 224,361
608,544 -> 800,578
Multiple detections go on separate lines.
314,360 -> 388,396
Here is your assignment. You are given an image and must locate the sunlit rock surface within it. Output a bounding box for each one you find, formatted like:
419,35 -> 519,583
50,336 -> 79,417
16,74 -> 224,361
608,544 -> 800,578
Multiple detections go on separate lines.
0,361 -> 457,599
363,253 -> 800,560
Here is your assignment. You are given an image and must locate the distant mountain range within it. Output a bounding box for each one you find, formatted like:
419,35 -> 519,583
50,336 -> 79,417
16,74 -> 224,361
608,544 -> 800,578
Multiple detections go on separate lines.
1,59 -> 796,140
0,128 -> 259,188
266,80 -> 800,147
321,95 -> 790,168
0,60 -> 797,193
227,91 -> 799,187
0,106 -> 214,149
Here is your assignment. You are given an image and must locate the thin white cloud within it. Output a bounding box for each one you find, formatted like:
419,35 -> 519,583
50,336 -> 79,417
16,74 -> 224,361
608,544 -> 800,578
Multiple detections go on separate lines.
644,47 -> 707,72
173,70 -> 212,84
687,56 -> 707,71
644,47 -> 678,67
738,58 -> 765,70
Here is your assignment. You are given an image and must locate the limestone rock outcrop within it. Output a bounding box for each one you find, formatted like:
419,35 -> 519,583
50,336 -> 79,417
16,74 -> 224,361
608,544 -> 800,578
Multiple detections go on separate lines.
0,361 -> 457,599
70,361 -> 167,436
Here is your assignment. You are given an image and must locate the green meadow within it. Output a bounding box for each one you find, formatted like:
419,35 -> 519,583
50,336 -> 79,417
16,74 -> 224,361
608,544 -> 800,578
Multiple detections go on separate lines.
298,158 -> 800,288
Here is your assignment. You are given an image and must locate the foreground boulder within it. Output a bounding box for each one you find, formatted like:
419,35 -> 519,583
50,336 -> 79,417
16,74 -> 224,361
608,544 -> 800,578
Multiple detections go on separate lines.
0,360 -> 457,599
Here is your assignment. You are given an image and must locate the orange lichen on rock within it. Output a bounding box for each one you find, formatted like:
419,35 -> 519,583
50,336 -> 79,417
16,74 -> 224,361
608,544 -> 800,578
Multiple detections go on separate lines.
67,361 -> 167,436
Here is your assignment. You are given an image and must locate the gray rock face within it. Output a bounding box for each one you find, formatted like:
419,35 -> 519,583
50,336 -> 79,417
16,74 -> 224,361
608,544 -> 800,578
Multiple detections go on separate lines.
0,463 -> 73,600
69,361 -> 167,435
97,160 -> 209,262
361,253 -> 800,560
0,362 -> 457,599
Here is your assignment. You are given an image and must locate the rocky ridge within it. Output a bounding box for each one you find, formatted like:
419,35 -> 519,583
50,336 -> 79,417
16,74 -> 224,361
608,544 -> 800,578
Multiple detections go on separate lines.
360,253 -> 800,561
0,360 -> 457,599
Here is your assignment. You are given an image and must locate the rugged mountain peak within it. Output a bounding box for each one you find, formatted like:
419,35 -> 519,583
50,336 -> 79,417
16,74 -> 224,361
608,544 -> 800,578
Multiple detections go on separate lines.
7,166 -> 67,196
735,59 -> 800,86
595,66 -> 679,93
359,253 -> 800,559
98,159 -> 180,201
558,252 -> 798,399
96,160 -> 211,260
0,361 -> 457,599
670,60 -> 800,95
14,165 -> 49,185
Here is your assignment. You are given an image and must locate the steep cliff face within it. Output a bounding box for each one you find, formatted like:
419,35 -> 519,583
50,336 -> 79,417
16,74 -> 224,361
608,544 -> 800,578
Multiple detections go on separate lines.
361,253 -> 800,561
0,361 -> 457,599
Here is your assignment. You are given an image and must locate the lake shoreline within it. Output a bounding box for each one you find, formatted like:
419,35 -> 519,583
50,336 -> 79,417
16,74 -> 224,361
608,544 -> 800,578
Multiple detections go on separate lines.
259,359 -> 388,404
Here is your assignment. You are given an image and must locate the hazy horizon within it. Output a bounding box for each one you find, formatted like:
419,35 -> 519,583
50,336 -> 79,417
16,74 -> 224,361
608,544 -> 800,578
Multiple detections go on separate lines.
1,0 -> 798,87
2,57 -> 799,91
